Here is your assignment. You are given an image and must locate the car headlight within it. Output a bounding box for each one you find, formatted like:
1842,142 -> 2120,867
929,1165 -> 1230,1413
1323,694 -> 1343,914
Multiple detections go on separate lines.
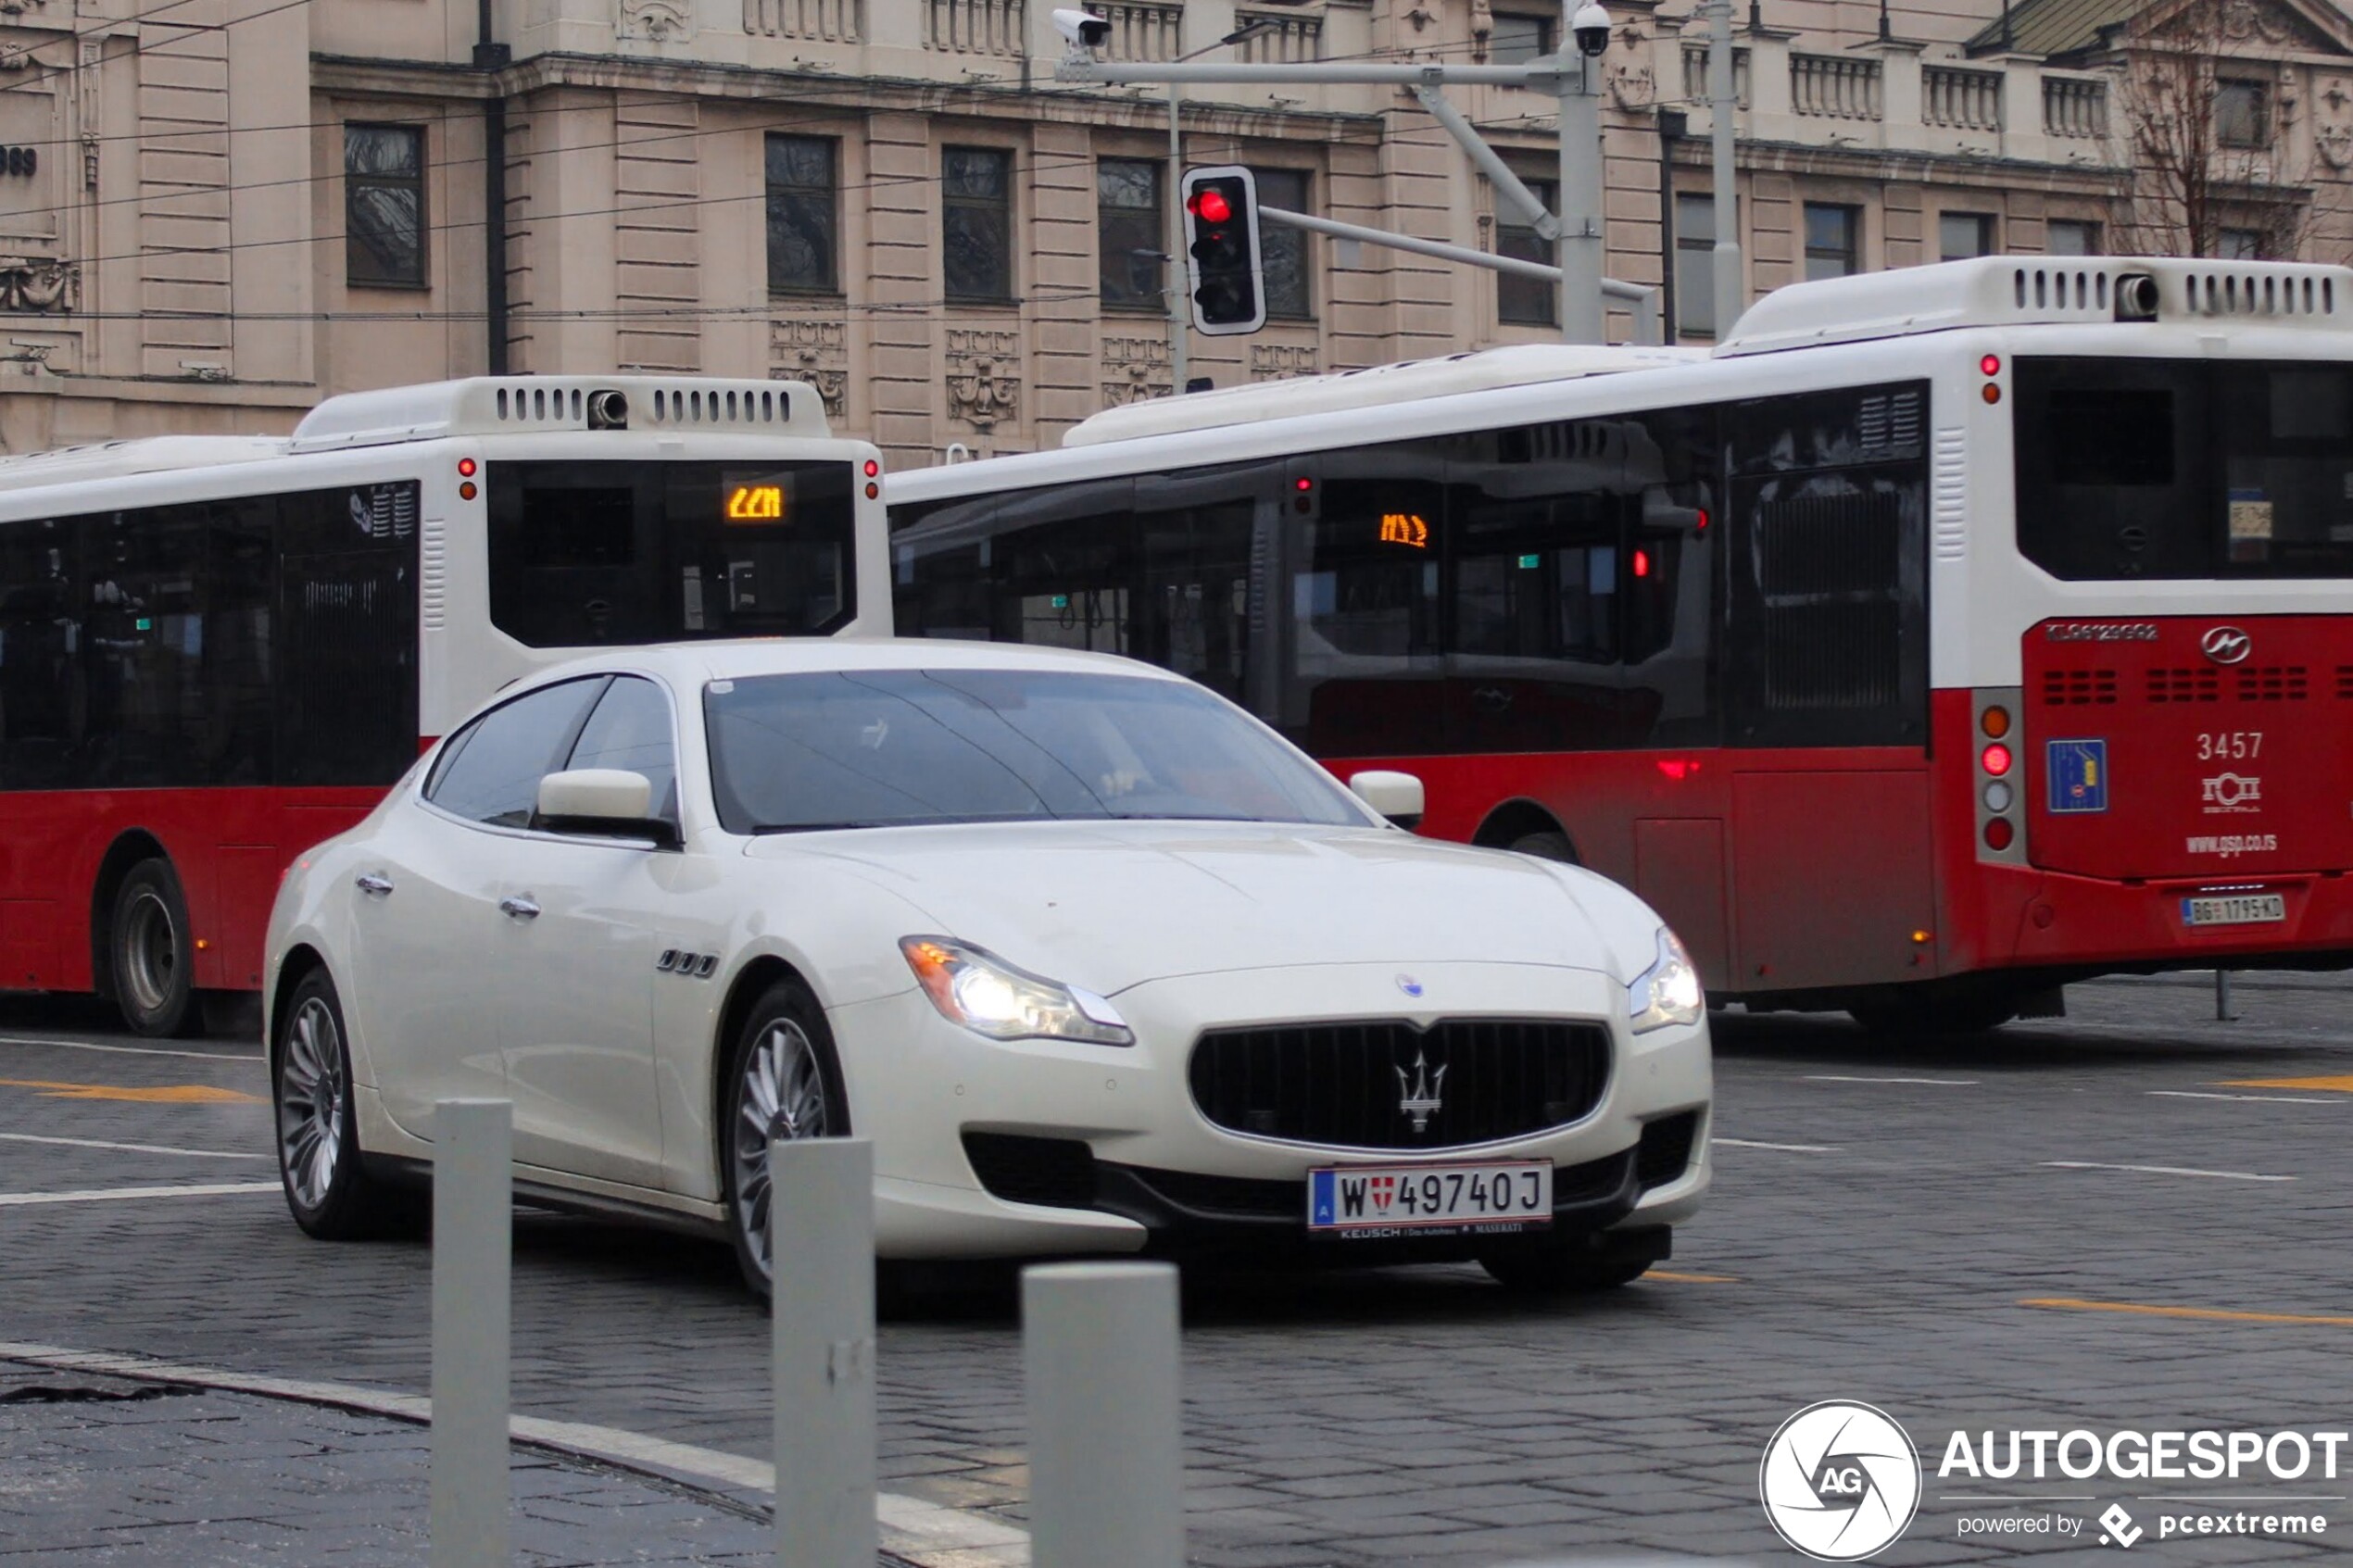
1627,926 -> 1704,1034
900,936 -> 1134,1047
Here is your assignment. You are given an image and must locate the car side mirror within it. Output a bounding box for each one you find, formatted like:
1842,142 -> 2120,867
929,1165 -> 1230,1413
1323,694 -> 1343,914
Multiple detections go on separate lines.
1348,770 -> 1425,832
535,769 -> 679,848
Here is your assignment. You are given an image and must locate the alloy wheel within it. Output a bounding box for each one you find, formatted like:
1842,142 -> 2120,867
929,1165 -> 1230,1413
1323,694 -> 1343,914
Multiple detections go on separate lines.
730,1017 -> 831,1282
278,996 -> 347,1211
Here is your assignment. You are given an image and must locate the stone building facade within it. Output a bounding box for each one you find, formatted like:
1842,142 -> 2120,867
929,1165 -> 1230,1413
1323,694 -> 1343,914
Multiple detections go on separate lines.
0,0 -> 2347,461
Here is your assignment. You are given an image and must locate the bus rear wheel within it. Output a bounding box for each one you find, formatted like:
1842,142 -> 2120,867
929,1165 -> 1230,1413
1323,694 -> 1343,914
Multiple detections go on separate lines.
110,859 -> 196,1038
1848,986 -> 2018,1037
1506,830 -> 1577,864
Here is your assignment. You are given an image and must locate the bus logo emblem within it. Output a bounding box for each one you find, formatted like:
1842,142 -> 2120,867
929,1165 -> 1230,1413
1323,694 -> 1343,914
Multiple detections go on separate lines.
2047,739 -> 2108,814
2200,626 -> 2252,665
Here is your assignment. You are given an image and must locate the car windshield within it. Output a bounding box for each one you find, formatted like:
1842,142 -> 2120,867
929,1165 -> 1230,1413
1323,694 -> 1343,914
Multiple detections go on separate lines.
703,667 -> 1367,834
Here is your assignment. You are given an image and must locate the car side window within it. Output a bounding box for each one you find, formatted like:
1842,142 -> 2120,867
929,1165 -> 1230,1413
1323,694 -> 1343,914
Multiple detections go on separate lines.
424,677 -> 607,828
564,675 -> 679,825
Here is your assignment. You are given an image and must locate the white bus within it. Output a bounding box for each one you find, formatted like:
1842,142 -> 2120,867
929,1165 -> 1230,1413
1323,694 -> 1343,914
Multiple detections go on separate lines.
889,257 -> 2353,1031
0,374 -> 885,1034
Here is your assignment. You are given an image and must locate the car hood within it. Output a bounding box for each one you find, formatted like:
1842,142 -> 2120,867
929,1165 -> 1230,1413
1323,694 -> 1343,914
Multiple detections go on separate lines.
746,820 -> 1642,996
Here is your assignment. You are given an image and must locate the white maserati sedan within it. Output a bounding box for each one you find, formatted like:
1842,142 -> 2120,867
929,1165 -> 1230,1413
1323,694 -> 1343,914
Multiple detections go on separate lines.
265,639 -> 1711,1295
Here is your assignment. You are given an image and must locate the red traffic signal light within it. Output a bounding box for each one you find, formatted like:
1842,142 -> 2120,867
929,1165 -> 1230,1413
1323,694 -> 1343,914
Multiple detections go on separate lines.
1179,166 -> 1265,336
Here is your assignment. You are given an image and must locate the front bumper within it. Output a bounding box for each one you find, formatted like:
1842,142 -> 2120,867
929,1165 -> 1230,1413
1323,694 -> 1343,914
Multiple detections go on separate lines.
830,960 -> 1712,1261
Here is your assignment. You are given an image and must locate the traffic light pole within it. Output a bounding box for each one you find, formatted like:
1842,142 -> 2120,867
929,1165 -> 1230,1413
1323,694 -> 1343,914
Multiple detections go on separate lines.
1058,55 -> 1629,344
1557,39 -> 1606,345
1166,85 -> 1187,393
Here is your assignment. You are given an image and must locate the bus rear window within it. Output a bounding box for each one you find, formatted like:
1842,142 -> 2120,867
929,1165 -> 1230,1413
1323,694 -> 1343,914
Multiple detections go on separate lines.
2016,358 -> 2353,579
486,459 -> 853,646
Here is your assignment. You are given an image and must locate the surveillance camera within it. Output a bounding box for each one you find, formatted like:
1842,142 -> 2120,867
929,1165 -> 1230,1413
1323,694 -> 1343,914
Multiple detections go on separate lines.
1572,0 -> 1611,56
1052,7 -> 1111,46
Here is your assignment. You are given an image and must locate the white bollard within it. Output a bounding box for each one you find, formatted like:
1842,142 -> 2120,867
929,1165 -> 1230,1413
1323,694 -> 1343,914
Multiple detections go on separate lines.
771,1135 -> 876,1568
431,1098 -> 511,1568
1023,1261 -> 1186,1568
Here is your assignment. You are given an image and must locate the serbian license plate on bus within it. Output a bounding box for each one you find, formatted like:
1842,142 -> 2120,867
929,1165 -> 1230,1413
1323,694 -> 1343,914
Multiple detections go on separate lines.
1307,1161 -> 1552,1236
2181,894 -> 2286,928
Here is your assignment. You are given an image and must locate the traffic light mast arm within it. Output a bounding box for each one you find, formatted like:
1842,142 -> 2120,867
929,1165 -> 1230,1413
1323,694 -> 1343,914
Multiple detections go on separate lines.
1055,59 -> 1563,87
1257,206 -> 1661,345
1410,84 -> 1557,244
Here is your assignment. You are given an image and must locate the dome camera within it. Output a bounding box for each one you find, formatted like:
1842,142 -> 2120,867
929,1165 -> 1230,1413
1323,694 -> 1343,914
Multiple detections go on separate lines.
1053,7 -> 1111,46
1572,1 -> 1611,56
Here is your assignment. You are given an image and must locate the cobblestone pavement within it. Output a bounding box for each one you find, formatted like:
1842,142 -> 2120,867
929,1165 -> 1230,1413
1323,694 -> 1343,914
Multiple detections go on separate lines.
5,973 -> 2353,1565
0,1366 -> 773,1566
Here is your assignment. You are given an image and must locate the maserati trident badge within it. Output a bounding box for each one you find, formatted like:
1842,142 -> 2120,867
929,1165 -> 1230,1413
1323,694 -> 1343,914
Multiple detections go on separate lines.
1396,1050 -> 1446,1134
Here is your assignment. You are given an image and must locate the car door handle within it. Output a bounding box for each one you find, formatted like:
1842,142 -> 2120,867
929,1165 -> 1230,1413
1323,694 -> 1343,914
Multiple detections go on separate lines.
355,873 -> 394,897
499,895 -> 541,921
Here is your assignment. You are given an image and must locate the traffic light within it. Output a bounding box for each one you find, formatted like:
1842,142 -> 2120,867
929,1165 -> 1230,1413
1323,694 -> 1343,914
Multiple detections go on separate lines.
1181,166 -> 1265,335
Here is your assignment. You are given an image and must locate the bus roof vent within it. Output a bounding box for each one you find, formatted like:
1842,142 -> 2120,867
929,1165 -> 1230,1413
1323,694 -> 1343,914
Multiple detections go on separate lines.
1716,256 -> 2353,357
289,375 -> 834,452
1062,344 -> 1700,446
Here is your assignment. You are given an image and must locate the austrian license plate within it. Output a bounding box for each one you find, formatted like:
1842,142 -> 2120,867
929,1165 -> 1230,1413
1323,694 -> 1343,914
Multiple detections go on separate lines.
2181,893 -> 2286,928
1307,1160 -> 1552,1237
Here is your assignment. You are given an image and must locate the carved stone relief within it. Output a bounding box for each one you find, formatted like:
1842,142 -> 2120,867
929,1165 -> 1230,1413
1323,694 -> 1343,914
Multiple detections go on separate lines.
2320,77 -> 2353,169
0,257 -> 73,312
770,319 -> 847,419
1250,344 -> 1317,382
946,328 -> 1020,430
2219,0 -> 2292,45
1100,334 -> 1170,407
618,0 -> 691,42
1608,60 -> 1655,110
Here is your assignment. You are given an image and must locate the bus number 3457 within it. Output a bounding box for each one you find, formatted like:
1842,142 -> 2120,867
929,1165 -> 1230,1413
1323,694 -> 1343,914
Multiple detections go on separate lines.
2196,732 -> 2263,761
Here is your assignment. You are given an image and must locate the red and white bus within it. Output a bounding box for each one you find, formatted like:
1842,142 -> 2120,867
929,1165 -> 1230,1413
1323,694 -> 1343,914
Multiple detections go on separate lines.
0,375 -> 885,1035
888,257 -> 2353,1031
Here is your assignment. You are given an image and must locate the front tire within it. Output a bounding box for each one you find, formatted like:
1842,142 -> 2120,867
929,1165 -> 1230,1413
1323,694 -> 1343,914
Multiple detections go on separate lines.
273,967 -> 410,1238
111,858 -> 196,1037
1480,1232 -> 1662,1295
722,979 -> 851,1298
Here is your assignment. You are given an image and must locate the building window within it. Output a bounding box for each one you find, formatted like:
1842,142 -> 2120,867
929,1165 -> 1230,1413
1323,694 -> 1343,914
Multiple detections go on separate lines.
346,123 -> 425,288
2217,80 -> 2270,148
943,146 -> 1013,304
1098,158 -> 1164,311
1938,211 -> 1994,261
2221,228 -> 2264,260
1675,192 -> 1723,338
1804,202 -> 1860,281
1252,168 -> 1312,319
1490,11 -> 1554,63
766,134 -> 839,295
1498,176 -> 1557,326
2046,218 -> 2101,256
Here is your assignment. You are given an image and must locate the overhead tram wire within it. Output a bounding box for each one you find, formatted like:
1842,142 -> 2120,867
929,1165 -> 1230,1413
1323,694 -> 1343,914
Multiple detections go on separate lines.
0,30 -> 1501,162
17,40 -> 1522,274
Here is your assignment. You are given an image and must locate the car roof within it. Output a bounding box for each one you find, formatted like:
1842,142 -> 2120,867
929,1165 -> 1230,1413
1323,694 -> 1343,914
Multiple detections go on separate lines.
506,636 -> 1193,694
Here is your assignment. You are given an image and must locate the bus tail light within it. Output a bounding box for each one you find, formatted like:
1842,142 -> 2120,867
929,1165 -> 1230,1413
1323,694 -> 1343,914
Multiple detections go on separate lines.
1973,687 -> 2025,865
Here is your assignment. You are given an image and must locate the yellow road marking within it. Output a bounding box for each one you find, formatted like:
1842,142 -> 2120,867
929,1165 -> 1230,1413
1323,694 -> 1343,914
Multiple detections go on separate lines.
0,1077 -> 264,1106
2220,1074 -> 2353,1094
1650,1269 -> 1740,1284
2022,1296 -> 2353,1329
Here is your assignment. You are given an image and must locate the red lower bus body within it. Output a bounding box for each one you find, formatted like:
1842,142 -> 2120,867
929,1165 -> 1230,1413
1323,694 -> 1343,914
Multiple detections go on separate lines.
2,790 -> 377,1003
1326,619 -> 2353,1007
